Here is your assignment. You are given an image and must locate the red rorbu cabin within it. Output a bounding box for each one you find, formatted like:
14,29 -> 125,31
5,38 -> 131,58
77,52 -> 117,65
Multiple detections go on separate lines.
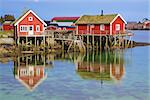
13,10 -> 47,45
2,21 -> 14,31
75,14 -> 126,35
14,10 -> 47,36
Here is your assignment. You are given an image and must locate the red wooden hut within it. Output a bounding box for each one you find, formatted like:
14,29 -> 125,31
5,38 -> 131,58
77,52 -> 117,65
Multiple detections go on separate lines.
2,21 -> 14,31
14,9 -> 47,37
75,14 -> 126,35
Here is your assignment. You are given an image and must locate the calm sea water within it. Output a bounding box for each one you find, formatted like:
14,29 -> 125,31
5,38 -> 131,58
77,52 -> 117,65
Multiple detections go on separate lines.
0,31 -> 149,100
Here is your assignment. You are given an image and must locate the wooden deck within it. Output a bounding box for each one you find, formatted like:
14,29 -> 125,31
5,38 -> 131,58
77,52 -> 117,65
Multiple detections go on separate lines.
16,30 -> 134,53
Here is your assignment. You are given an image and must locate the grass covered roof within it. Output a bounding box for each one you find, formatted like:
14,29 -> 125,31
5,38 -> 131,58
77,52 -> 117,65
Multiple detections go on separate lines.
75,14 -> 118,24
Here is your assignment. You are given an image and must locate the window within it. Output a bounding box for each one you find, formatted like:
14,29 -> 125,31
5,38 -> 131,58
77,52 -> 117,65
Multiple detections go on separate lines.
36,25 -> 40,32
100,24 -> 104,31
28,17 -> 33,21
29,26 -> 33,31
116,24 -> 120,31
20,25 -> 28,32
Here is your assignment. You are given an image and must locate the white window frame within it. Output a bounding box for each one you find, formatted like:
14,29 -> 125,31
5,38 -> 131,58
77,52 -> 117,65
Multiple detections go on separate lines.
116,24 -> 120,31
20,25 -> 28,32
28,17 -> 33,21
100,24 -> 105,31
36,25 -> 40,32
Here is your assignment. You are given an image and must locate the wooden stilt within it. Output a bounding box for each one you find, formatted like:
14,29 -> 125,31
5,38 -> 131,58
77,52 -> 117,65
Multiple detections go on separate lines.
48,35 -> 50,49
100,35 -> 101,51
62,40 -> 64,52
92,34 -> 94,51
44,35 -> 46,52
35,36 -> 36,47
86,35 -> 88,52
105,36 -> 108,50
73,33 -> 75,52
18,36 -> 20,48
125,37 -> 128,48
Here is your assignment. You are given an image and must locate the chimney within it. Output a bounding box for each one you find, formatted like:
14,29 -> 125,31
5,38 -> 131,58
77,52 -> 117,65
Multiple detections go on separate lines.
101,10 -> 103,16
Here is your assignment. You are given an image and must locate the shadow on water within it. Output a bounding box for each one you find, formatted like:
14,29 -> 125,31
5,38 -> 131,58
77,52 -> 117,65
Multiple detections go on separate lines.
12,50 -> 126,91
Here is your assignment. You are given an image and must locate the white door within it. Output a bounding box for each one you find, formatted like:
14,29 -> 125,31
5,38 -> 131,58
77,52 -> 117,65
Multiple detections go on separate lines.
28,25 -> 34,35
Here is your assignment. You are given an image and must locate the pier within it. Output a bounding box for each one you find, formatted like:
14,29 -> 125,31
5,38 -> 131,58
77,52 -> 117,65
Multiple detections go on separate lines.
16,30 -> 134,53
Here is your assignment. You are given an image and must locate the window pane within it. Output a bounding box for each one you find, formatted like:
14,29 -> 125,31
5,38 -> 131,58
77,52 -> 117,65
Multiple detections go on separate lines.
100,25 -> 104,30
30,26 -> 32,30
116,24 -> 120,31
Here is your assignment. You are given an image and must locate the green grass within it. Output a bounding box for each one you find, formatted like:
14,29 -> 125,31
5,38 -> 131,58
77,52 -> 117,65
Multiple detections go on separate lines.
0,30 -> 14,35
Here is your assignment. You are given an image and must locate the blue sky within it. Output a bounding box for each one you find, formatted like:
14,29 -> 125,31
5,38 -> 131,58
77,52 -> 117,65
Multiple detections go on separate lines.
0,0 -> 149,22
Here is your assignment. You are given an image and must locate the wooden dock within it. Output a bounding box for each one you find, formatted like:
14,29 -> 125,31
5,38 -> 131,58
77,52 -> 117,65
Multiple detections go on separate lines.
16,30 -> 134,53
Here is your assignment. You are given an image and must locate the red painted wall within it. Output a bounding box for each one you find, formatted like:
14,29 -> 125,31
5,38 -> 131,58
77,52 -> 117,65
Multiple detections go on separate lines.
112,16 -> 125,35
3,24 -> 14,31
18,12 -> 44,36
78,24 -> 87,34
77,24 -> 110,35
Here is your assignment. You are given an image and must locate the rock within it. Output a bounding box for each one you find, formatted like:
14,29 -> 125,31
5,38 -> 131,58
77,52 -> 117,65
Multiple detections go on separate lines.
0,38 -> 14,45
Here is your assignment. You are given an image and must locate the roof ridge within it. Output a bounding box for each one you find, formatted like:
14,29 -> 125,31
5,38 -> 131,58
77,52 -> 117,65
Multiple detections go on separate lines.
83,14 -> 118,16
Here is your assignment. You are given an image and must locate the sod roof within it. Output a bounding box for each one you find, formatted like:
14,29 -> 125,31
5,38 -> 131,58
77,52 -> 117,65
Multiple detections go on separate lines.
75,14 -> 118,24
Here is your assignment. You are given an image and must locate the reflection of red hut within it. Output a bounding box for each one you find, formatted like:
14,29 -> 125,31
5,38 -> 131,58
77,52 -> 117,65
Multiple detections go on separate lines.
15,66 -> 47,91
77,62 -> 125,81
76,62 -> 111,80
110,64 -> 124,80
77,62 -> 107,72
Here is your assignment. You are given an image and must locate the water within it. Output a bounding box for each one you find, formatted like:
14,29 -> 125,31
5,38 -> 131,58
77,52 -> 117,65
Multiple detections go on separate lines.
132,30 -> 150,43
0,31 -> 149,100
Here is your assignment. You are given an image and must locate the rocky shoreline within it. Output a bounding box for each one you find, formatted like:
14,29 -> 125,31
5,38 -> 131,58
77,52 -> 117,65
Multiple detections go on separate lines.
0,35 -> 150,58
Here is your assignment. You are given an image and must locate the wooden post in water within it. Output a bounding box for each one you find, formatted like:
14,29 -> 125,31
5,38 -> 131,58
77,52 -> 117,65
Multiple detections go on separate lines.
73,33 -> 75,52
35,36 -> 36,48
127,36 -> 131,48
125,37 -> 128,48
62,40 -> 64,52
87,34 -> 89,51
48,35 -> 50,50
18,36 -> 20,48
100,34 -> 101,51
92,33 -> 94,51
105,36 -> 108,50
121,36 -> 124,48
43,35 -> 45,52
96,42 -> 98,53
114,35 -> 117,49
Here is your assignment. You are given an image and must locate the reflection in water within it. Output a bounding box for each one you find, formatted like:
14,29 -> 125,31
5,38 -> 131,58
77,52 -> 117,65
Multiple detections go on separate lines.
13,54 -> 53,91
13,50 -> 125,91
76,51 -> 125,83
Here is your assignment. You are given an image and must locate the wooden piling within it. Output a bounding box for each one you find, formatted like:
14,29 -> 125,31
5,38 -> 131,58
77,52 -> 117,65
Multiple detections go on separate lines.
100,35 -> 101,51
105,36 -> 108,50
87,34 -> 89,51
92,33 -> 94,50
